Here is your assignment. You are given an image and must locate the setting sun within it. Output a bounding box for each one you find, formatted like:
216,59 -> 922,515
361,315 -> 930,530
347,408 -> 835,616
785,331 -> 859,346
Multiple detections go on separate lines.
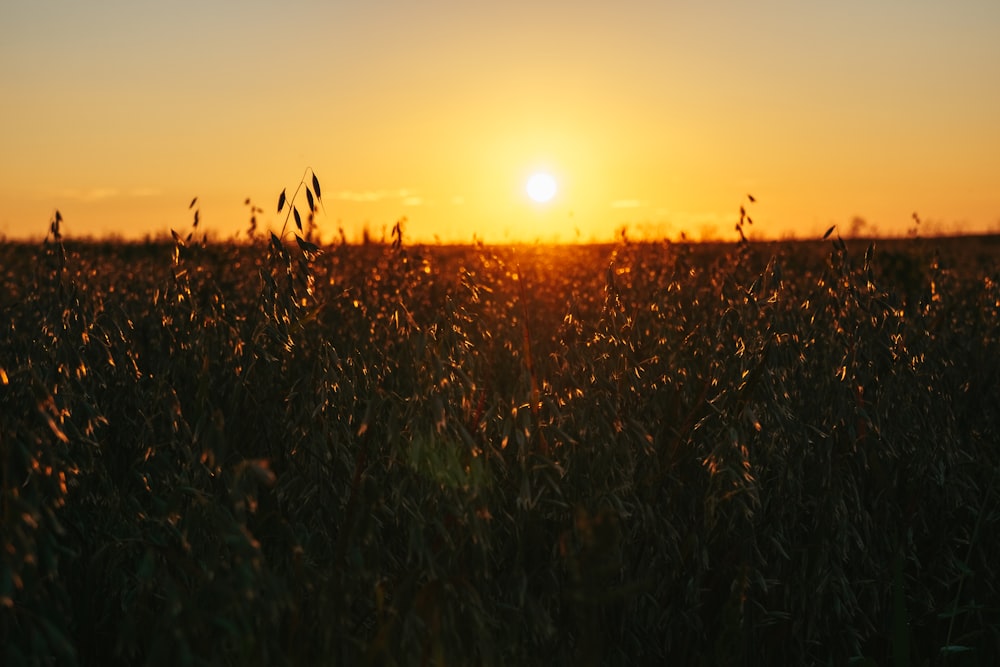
526,172 -> 557,203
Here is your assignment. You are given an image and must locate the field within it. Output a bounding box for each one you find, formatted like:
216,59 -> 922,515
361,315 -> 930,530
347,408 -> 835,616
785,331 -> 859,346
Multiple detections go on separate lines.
2,229 -> 999,664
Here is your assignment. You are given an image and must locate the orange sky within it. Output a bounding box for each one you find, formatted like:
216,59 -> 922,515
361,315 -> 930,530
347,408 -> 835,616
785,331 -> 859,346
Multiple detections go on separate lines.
2,1 -> 999,243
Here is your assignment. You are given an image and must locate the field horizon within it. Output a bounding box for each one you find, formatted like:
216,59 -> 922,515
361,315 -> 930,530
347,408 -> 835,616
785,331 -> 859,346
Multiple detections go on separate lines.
6,225 -> 1000,249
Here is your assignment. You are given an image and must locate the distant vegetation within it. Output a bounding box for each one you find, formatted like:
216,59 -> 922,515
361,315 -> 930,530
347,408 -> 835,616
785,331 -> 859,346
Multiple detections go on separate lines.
2,196 -> 998,664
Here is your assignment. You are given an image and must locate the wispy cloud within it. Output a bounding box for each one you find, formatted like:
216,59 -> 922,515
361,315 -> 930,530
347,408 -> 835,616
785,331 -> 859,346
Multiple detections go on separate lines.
334,190 -> 388,202
611,199 -> 644,209
57,187 -> 162,202
57,187 -> 119,202
334,188 -> 418,203
402,196 -> 423,206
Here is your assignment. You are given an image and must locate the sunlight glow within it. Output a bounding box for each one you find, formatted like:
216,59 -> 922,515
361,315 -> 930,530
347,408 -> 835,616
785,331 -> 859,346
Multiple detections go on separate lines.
526,172 -> 557,203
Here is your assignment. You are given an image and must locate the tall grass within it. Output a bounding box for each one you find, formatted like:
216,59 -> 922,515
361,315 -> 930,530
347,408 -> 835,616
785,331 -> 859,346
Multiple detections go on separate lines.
1,203 -> 998,664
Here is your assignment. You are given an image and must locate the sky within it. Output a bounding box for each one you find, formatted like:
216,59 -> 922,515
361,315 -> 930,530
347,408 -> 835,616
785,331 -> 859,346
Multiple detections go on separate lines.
2,0 -> 999,243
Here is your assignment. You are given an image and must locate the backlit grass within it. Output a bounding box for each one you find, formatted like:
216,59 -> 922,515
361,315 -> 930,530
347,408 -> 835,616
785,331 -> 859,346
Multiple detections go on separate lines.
2,207 -> 998,665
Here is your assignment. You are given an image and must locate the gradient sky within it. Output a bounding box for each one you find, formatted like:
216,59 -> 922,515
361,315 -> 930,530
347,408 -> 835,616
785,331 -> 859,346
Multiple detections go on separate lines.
2,0 -> 999,243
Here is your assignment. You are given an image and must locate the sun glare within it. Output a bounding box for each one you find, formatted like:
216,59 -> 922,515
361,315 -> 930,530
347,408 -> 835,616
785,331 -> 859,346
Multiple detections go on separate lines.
526,172 -> 557,203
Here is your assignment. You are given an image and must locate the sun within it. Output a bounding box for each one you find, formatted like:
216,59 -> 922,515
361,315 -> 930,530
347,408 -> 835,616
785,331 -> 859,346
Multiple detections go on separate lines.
526,172 -> 557,203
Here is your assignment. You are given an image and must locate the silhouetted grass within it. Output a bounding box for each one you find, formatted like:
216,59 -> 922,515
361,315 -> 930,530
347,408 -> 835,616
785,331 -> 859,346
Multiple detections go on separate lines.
2,211 -> 998,665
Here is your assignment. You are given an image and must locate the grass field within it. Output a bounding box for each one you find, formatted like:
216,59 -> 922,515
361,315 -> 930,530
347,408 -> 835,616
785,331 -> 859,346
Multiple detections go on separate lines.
2,227 -> 998,664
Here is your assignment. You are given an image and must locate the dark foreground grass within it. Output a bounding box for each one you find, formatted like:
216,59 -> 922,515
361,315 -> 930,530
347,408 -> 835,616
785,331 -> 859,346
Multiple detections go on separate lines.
2,231 -> 999,665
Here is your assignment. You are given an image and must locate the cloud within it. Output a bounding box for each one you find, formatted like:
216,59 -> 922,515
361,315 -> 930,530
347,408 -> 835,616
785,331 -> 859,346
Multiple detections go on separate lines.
57,187 -> 119,202
334,190 -> 389,202
57,187 -> 161,202
611,199 -> 644,209
334,188 -> 419,203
